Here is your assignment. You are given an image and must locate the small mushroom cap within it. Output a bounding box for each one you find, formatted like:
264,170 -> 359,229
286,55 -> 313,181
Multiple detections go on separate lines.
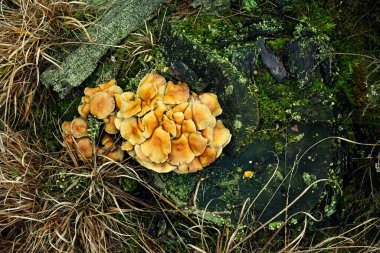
119,117 -> 146,145
78,103 -> 90,118
101,134 -> 114,146
119,97 -> 142,119
168,134 -> 195,166
188,132 -> 207,156
188,157 -> 203,173
162,115 -> 177,138
115,92 -> 135,109
105,85 -> 123,96
90,92 -> 115,119
136,101 -> 151,117
70,118 -> 88,138
192,101 -> 216,130
76,138 -> 93,160
140,126 -> 171,164
201,126 -> 213,144
181,119 -> 197,134
82,96 -> 90,104
198,147 -> 217,167
64,134 -> 74,147
199,93 -> 222,116
121,141 -> 133,151
98,79 -> 117,90
104,114 -> 118,134
141,111 -> 159,138
84,86 -> 101,97
137,73 -> 166,104
106,147 -> 124,162
163,81 -> 190,105
134,145 -> 176,173
62,121 -> 72,135
172,102 -> 189,113
153,101 -> 169,122
211,120 -> 232,148
172,112 -> 184,124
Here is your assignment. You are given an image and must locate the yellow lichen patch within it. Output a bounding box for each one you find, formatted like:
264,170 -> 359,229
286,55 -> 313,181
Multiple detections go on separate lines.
243,171 -> 254,179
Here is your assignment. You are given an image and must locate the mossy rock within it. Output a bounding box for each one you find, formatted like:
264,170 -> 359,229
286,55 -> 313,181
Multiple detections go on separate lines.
160,20 -> 259,155
154,124 -> 339,226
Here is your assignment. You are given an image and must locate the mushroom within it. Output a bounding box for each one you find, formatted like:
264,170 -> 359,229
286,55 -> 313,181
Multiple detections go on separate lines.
192,100 -> 216,130
168,134 -> 195,166
163,81 -> 190,105
105,147 -> 124,162
70,118 -> 88,138
188,132 -> 207,156
119,117 -> 146,145
76,138 -> 93,160
104,114 -> 118,134
140,126 -> 171,164
90,92 -> 115,119
141,111 -> 159,138
211,120 -> 232,148
119,97 -> 142,118
137,73 -> 166,104
199,93 -> 222,116
198,147 -> 217,167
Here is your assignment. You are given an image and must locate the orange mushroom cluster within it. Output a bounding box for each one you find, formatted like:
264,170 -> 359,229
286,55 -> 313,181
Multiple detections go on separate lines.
62,80 -> 124,162
61,73 -> 231,173
114,73 -> 232,173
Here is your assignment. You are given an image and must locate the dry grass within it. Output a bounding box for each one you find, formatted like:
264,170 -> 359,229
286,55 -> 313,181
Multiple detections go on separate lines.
0,0 -> 89,127
0,130 -> 168,252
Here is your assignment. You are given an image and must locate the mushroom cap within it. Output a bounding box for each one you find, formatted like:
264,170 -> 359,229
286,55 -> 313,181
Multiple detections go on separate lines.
201,126 -> 213,144
137,73 -> 166,104
104,114 -> 118,134
62,121 -> 72,135
121,141 -> 133,151
115,92 -> 135,109
84,86 -> 101,97
163,81 -> 190,105
172,112 -> 184,124
90,92 -> 115,119
78,103 -> 90,118
134,145 -> 176,173
140,126 -> 171,164
119,117 -> 146,145
76,138 -> 93,160
106,147 -> 124,162
198,147 -> 217,167
70,118 -> 88,138
153,101 -> 169,122
101,134 -> 114,146
188,132 -> 207,156
105,85 -> 123,96
199,93 -> 223,116
141,111 -> 159,138
98,79 -> 117,90
162,115 -> 176,138
172,102 -> 189,113
119,98 -> 142,119
211,120 -> 232,148
181,119 -> 197,134
192,101 -> 216,130
168,134 -> 195,166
